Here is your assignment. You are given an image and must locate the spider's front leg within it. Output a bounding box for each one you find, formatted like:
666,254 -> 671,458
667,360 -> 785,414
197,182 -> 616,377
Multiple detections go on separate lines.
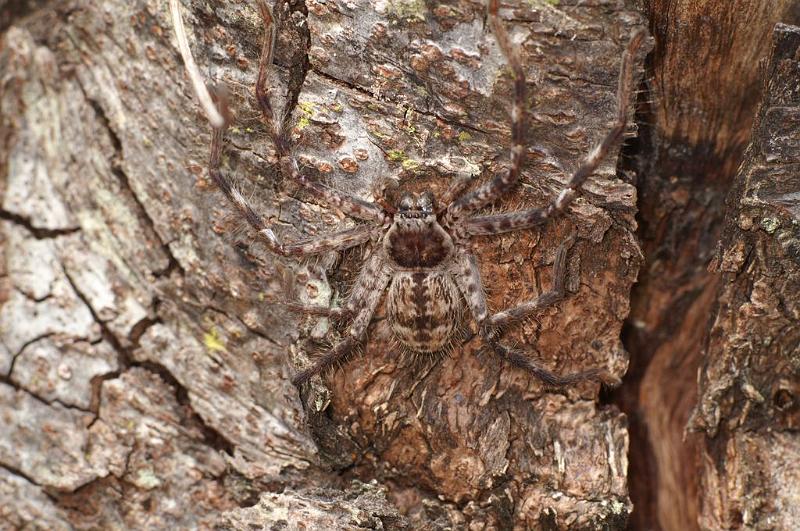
171,1 -> 381,257
208,126 -> 378,258
444,0 -> 526,223
463,29 -> 646,237
252,0 -> 386,225
454,242 -> 605,387
436,167 -> 481,216
444,0 -> 645,232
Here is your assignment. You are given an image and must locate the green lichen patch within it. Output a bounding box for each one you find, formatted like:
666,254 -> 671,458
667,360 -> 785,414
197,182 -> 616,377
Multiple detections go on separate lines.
761,217 -> 780,234
401,158 -> 420,171
387,0 -> 426,23
203,327 -> 227,353
526,0 -> 561,6
387,149 -> 407,162
296,101 -> 315,130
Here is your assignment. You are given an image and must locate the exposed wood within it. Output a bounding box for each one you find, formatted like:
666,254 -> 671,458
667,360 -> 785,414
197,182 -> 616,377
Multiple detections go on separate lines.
692,23 -> 800,530
614,2 -> 799,529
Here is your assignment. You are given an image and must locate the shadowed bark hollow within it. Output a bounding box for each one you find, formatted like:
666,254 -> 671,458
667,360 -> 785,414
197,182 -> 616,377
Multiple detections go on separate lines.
691,24 -> 800,529
0,0 -> 797,530
615,2 -> 800,530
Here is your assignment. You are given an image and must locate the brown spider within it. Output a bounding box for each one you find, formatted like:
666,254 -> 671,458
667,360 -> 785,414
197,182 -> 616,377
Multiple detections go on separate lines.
173,0 -> 645,388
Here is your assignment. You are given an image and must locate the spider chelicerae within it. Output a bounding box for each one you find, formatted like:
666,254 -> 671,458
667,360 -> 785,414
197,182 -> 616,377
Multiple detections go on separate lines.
172,0 -> 644,388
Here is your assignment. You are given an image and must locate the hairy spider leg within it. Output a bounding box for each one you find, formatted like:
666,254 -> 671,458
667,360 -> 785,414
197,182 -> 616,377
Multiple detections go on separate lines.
463,30 -> 646,237
253,0 -> 386,225
282,227 -> 378,256
291,254 -> 392,385
453,244 -> 603,387
444,0 -> 526,223
436,170 -> 480,216
284,304 -> 352,320
485,240 -> 568,330
208,128 -> 376,257
188,0 -> 386,258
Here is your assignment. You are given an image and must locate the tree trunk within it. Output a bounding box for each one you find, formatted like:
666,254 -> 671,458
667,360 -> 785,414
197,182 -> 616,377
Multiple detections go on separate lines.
0,1 -> 796,530
691,24 -> 800,530
614,2 -> 800,530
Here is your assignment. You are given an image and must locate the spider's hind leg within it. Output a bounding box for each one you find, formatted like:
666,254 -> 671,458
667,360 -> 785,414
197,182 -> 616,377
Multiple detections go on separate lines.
285,303 -> 352,320
485,238 -> 571,332
455,240 -> 607,387
480,337 -> 605,387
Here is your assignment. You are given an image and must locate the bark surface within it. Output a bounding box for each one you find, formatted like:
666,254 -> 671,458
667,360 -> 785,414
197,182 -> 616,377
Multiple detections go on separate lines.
2,1 -> 797,530
0,0 -> 646,528
614,2 -> 800,530
691,24 -> 800,530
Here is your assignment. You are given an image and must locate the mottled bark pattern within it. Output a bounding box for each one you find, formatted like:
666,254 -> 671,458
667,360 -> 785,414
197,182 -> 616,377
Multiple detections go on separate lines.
1,0 -> 646,529
306,1 -> 646,528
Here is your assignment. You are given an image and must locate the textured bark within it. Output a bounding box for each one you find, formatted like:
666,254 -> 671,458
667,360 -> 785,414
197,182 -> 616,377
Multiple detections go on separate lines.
0,0 -> 647,528
614,2 -> 800,530
690,24 -> 800,530
26,0 -> 800,529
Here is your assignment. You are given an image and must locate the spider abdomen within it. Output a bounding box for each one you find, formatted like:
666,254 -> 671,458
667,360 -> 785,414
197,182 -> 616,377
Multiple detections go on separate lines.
387,272 -> 462,353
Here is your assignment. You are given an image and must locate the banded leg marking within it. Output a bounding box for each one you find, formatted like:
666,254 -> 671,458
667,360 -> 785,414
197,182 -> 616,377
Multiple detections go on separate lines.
285,304 -> 352,320
454,246 -> 602,387
486,241 -> 568,330
209,128 -> 375,257
292,259 -> 391,385
445,0 -> 526,222
254,0 -> 386,224
464,30 -> 647,237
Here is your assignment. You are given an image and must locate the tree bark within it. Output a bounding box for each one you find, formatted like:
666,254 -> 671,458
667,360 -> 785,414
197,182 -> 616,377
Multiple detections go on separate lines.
691,24 -> 800,530
614,2 -> 800,530
1,0 -> 796,530
0,0 -> 646,528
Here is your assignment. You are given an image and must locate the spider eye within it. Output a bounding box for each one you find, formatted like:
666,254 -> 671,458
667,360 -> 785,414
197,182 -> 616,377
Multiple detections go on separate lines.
399,193 -> 414,211
419,191 -> 434,212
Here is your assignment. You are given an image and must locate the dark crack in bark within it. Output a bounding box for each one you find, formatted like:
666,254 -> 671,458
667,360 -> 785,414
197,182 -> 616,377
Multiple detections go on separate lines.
83,97 -> 186,279
0,208 -> 79,238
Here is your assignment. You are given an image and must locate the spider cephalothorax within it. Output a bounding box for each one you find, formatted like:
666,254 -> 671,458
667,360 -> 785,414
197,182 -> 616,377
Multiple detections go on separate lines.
177,0 -> 645,388
383,191 -> 462,353
386,192 -> 454,270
